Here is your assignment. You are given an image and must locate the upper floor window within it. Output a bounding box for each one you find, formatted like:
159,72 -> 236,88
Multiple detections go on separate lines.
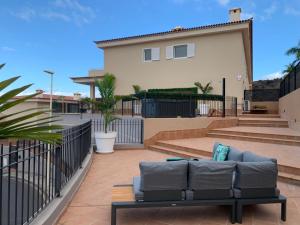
174,44 -> 188,58
143,48 -> 160,62
166,43 -> 195,60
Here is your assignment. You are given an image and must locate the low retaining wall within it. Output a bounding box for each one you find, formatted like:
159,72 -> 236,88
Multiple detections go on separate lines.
279,88 -> 300,131
30,149 -> 93,225
144,117 -> 238,147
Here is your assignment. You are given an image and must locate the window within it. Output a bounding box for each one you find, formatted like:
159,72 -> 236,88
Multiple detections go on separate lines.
144,49 -> 152,61
174,44 -> 188,58
143,48 -> 160,62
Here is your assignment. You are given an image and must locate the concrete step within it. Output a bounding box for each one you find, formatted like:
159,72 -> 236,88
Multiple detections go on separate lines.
207,132 -> 300,146
149,140 -> 300,184
149,145 -> 210,160
239,114 -> 280,118
210,129 -> 300,141
238,123 -> 289,128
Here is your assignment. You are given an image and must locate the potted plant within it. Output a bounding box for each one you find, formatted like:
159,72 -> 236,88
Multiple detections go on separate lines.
194,81 -> 213,115
94,73 -> 118,153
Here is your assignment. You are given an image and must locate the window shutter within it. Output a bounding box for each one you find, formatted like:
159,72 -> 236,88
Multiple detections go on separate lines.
166,46 -> 173,59
152,48 -> 160,61
187,43 -> 195,57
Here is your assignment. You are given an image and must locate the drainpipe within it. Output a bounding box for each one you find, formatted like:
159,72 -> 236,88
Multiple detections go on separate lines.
222,78 -> 226,117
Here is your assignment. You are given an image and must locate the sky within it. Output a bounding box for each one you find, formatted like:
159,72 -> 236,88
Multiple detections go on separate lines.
1,0 -> 300,96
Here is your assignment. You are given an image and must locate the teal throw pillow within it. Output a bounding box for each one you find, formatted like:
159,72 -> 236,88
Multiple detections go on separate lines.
213,144 -> 230,161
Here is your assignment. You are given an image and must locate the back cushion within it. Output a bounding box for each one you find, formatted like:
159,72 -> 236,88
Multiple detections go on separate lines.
243,151 -> 277,163
188,160 -> 236,190
140,161 -> 188,191
228,146 -> 243,162
235,161 -> 278,189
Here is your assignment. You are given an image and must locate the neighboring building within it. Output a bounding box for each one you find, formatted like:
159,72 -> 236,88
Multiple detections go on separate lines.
6,90 -> 81,115
71,8 -> 253,108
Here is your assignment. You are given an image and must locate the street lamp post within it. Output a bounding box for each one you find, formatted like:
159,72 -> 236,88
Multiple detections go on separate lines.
43,70 -> 55,191
43,70 -> 54,118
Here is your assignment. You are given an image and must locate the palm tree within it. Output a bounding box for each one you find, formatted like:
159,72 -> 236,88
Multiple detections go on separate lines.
0,63 -> 62,143
194,81 -> 213,94
96,73 -> 119,133
286,40 -> 300,66
282,63 -> 295,75
132,85 -> 141,94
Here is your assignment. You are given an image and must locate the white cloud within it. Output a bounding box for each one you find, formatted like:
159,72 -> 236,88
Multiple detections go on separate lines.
262,71 -> 284,80
217,0 -> 230,6
11,7 -> 36,21
284,6 -> 300,16
1,46 -> 16,52
11,0 -> 96,26
42,11 -> 71,22
260,2 -> 278,20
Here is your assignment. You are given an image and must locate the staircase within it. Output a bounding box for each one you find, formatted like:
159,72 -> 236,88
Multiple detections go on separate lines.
148,114 -> 300,184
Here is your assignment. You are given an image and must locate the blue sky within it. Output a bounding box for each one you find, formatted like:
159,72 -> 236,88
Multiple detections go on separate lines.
1,0 -> 300,96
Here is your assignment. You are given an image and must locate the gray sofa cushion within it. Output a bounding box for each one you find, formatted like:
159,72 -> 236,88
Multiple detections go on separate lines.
188,160 -> 236,190
243,151 -> 277,163
235,161 -> 278,189
228,146 -> 243,162
139,161 -> 188,191
186,189 -> 233,200
234,188 -> 280,198
133,176 -> 144,201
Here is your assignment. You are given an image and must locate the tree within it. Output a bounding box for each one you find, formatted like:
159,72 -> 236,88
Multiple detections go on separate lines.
96,73 -> 119,133
132,85 -> 141,94
194,81 -> 213,94
282,63 -> 295,75
286,40 -> 300,66
0,63 -> 62,143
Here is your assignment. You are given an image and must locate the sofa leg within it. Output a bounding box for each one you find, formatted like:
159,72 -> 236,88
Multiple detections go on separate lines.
111,205 -> 117,225
231,204 -> 236,224
236,203 -> 243,224
281,201 -> 287,222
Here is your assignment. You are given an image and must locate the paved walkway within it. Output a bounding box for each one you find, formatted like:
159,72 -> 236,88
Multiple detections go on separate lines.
57,150 -> 300,225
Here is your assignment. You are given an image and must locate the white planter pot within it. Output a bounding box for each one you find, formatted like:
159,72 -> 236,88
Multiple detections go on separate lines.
199,103 -> 209,115
95,131 -> 117,154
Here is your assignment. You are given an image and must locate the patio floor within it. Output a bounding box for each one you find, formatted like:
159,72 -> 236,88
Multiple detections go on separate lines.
57,150 -> 300,225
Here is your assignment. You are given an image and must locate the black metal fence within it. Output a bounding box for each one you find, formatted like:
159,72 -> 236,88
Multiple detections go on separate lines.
120,97 -> 237,118
244,89 -> 280,102
0,121 -> 91,225
92,118 -> 144,144
280,62 -> 300,97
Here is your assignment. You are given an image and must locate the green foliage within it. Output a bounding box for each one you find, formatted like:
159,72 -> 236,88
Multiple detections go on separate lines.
132,85 -> 141,94
148,87 -> 198,94
194,82 -> 213,94
96,73 -> 119,133
0,63 -> 62,143
282,63 -> 295,74
286,40 -> 300,66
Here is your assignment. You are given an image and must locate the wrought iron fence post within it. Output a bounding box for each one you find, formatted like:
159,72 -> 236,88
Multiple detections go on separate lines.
121,99 -> 124,116
131,100 -> 134,117
222,78 -> 226,117
55,146 -> 62,197
140,120 -> 144,144
80,126 -> 83,169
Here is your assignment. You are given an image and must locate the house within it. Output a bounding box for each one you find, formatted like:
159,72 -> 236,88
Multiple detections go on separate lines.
71,8 -> 253,109
5,90 -> 81,115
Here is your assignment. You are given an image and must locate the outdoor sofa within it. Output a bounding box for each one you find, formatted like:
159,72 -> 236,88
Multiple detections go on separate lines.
111,143 -> 287,224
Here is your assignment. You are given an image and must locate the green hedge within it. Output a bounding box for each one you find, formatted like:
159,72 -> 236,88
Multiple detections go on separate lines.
148,87 -> 198,94
134,92 -> 223,101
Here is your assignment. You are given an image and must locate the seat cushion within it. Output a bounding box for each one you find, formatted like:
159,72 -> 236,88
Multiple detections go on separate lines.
188,160 -> 236,190
139,161 -> 188,191
234,161 -> 278,189
228,146 -> 243,162
133,176 -> 144,201
234,188 -> 280,198
243,151 -> 277,163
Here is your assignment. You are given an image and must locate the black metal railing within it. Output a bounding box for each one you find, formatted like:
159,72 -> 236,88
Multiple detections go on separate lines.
280,62 -> 300,97
244,89 -> 280,102
92,118 -> 144,144
0,121 -> 91,225
119,97 -> 237,118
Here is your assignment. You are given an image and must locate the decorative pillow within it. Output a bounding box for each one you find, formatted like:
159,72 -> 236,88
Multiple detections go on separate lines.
213,144 -> 230,161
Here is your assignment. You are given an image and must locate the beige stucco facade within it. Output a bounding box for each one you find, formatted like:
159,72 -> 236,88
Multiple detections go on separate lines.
279,88 -> 300,131
102,30 -> 250,107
